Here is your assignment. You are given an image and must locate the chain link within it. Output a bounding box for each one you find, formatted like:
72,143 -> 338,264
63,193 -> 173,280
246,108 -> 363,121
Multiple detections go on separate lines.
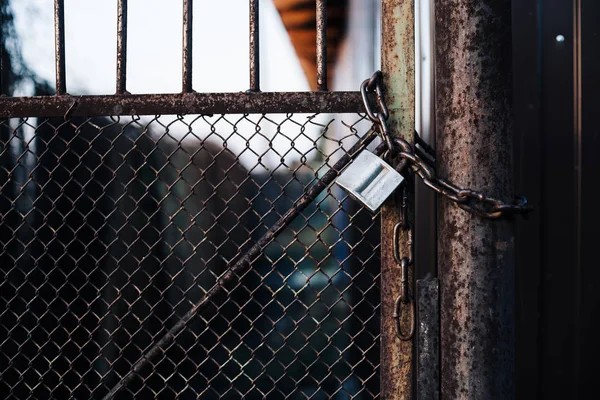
361,71 -> 533,220
360,71 -> 394,157
392,188 -> 415,341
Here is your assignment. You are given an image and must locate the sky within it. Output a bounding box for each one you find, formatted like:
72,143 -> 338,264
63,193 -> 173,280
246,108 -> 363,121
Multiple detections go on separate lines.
11,0 -> 312,94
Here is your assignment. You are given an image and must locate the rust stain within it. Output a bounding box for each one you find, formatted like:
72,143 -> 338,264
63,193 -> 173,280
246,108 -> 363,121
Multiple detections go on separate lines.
0,92 -> 366,118
435,0 -> 515,398
380,1 -> 415,399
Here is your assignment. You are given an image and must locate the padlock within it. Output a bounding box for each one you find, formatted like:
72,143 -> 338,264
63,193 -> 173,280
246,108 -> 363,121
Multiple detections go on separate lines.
336,149 -> 404,212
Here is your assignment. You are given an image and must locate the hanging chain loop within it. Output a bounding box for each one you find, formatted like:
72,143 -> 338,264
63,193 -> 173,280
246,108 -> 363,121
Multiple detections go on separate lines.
361,71 -> 533,220
392,189 -> 415,341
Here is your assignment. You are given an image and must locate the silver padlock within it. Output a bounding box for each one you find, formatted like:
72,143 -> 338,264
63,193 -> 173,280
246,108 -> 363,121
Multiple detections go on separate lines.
336,149 -> 404,212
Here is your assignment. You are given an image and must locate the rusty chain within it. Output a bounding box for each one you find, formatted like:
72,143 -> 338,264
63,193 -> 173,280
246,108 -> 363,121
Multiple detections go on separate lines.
392,187 -> 415,341
361,71 -> 533,220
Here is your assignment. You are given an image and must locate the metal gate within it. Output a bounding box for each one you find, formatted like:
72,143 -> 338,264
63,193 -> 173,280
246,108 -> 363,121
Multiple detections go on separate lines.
0,1 -> 383,399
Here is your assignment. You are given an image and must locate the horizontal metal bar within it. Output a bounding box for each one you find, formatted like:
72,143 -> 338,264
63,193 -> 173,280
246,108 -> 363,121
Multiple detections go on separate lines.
0,91 -> 365,118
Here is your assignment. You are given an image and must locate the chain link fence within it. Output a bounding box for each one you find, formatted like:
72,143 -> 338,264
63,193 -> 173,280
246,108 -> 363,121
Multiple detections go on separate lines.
0,113 -> 381,399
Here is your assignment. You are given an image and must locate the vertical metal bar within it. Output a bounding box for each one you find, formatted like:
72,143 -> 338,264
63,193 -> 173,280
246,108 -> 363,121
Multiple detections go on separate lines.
1,7 -> 5,96
182,0 -> 193,93
249,0 -> 260,91
316,0 -> 327,91
434,0 -> 515,398
116,0 -> 128,94
54,0 -> 66,95
381,0 -> 415,399
416,278 -> 440,399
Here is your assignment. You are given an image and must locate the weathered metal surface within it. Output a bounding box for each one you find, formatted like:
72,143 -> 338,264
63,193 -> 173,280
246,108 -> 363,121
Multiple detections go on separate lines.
116,0 -> 128,94
381,0 -> 415,399
53,0 -> 66,95
0,91 -> 365,118
249,0 -> 259,91
416,278 -> 440,400
182,0 -> 193,93
434,0 -> 515,398
316,0 -> 327,91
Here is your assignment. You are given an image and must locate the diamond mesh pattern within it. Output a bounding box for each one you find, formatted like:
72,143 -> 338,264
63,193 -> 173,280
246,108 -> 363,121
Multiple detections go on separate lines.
0,113 -> 381,399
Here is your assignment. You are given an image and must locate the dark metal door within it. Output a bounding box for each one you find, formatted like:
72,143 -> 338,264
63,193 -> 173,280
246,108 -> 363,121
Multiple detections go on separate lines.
514,0 -> 600,398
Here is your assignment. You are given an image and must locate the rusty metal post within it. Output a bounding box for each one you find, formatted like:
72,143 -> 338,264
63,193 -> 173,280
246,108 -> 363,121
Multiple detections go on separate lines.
434,0 -> 515,398
381,0 -> 415,399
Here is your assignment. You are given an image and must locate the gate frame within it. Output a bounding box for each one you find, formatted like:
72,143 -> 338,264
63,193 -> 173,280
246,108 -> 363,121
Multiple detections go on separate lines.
380,1 -> 415,399
0,0 -> 430,398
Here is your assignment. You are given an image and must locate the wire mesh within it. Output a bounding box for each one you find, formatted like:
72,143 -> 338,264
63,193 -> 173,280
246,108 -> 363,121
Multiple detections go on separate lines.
0,113 -> 381,399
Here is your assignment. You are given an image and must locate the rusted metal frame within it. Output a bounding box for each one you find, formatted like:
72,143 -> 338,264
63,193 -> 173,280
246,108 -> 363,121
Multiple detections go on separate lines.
381,0 -> 415,399
116,0 -> 128,94
249,0 -> 260,91
435,0 -> 515,398
53,0 -> 66,95
100,129 -> 382,400
182,0 -> 194,93
0,91 -> 365,118
316,0 -> 327,91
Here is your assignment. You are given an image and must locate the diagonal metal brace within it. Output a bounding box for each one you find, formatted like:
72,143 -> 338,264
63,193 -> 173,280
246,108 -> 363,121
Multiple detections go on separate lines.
101,128 -> 382,400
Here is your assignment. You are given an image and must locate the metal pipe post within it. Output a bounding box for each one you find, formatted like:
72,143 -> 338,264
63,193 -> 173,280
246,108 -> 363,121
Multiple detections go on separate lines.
381,0 -> 415,399
434,0 -> 515,398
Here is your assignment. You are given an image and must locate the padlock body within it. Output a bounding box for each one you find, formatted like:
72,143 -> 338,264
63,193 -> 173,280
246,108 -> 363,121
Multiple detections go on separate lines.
336,149 -> 404,212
